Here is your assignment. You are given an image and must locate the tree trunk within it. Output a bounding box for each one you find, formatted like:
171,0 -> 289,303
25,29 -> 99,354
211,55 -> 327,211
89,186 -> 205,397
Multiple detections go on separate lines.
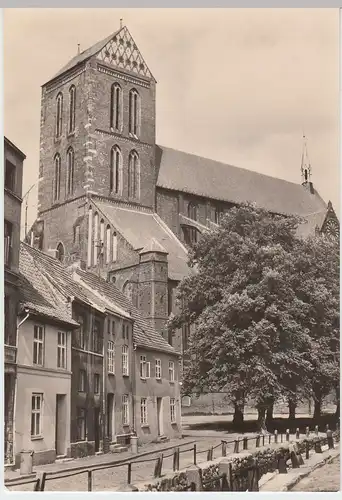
313,398 -> 322,420
288,398 -> 296,421
233,401 -> 244,428
266,403 -> 274,427
257,405 -> 267,433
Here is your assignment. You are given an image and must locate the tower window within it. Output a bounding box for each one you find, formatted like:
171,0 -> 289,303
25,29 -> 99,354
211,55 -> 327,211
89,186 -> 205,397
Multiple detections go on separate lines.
110,83 -> 122,131
110,145 -> 122,194
66,147 -> 74,196
106,225 -> 111,264
128,89 -> 140,137
128,150 -> 140,200
56,242 -> 65,263
188,203 -> 198,221
68,85 -> 76,134
56,93 -> 63,138
93,212 -> 99,266
112,231 -> 118,262
54,154 -> 61,202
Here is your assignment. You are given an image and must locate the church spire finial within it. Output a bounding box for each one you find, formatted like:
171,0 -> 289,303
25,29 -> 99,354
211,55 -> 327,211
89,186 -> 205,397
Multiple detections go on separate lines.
120,18 -> 123,29
301,132 -> 312,185
77,43 -> 80,55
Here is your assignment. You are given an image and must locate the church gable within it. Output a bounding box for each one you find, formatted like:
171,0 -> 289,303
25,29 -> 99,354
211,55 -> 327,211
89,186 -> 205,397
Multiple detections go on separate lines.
320,201 -> 339,238
96,26 -> 154,80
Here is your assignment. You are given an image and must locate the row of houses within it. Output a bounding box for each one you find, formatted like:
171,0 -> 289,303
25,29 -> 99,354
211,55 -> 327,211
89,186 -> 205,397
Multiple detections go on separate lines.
4,137 -> 182,468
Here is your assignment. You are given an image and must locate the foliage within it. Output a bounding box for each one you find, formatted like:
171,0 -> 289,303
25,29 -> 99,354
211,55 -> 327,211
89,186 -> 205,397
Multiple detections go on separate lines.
168,203 -> 339,418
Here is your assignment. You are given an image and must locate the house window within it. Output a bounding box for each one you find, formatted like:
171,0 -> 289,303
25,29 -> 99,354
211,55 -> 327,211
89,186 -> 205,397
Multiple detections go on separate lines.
56,93 -> 63,138
31,393 -> 43,437
5,160 -> 16,191
168,360 -> 175,382
110,145 -> 122,195
112,232 -> 118,262
128,150 -> 139,199
155,359 -> 161,379
188,203 -> 198,221
79,369 -> 86,392
214,207 -> 222,224
122,394 -> 129,425
33,325 -> 44,366
57,331 -> 66,369
54,154 -> 61,201
140,398 -> 148,425
110,83 -> 122,130
140,355 -> 151,379
108,340 -> 115,374
128,88 -> 140,136
68,85 -> 76,134
66,147 -> 74,195
94,373 -> 100,394
183,226 -> 198,246
76,315 -> 85,349
92,319 -> 102,353
122,345 -> 129,376
4,220 -> 12,267
106,225 -> 111,263
76,408 -> 86,441
112,320 -> 116,336
56,242 -> 65,263
170,398 -> 176,423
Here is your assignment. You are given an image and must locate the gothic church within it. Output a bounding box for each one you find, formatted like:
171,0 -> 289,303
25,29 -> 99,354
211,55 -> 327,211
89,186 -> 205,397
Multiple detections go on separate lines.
30,24 -> 339,353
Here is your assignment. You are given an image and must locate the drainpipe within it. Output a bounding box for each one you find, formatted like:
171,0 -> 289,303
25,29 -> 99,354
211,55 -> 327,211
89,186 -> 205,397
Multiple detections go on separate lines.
12,309 -> 30,465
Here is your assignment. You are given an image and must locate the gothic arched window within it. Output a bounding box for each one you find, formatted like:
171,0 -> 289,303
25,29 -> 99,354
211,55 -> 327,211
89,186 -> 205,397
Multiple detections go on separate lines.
110,145 -> 122,194
54,153 -> 61,202
56,242 -> 65,263
106,225 -> 111,264
112,231 -> 118,262
66,147 -> 74,196
188,203 -> 198,221
110,83 -> 122,131
128,88 -> 140,137
93,212 -> 99,266
56,93 -> 63,138
68,85 -> 76,134
128,150 -> 140,200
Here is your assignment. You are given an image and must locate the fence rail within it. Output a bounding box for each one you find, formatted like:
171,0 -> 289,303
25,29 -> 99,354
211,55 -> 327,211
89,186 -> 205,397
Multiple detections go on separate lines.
5,423 -> 339,492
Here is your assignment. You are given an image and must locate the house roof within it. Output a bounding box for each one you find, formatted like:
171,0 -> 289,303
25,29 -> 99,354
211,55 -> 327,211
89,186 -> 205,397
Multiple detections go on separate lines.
93,200 -> 190,281
156,145 -> 327,217
74,269 -> 178,355
19,244 -> 78,327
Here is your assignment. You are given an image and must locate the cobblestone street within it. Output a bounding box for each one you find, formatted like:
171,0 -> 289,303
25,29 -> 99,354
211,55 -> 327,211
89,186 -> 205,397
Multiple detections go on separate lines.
291,457 -> 340,492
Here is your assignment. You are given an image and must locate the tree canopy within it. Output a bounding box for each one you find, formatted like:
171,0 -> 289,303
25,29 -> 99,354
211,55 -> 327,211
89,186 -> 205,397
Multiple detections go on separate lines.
168,203 -> 339,424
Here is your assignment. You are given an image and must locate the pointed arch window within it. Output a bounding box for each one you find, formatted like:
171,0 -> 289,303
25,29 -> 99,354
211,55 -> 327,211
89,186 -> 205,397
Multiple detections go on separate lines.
106,225 -> 111,264
128,150 -> 140,200
110,146 -> 122,194
93,212 -> 99,266
188,203 -> 198,221
68,85 -> 76,134
66,147 -> 75,196
129,89 -> 140,137
56,93 -> 63,138
54,154 -> 61,202
56,242 -> 65,263
87,206 -> 93,268
110,83 -> 122,131
112,231 -> 118,262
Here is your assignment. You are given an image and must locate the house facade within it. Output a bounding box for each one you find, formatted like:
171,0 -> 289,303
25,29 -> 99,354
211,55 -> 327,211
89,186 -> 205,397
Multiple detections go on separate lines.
28,23 -> 339,362
4,137 -> 25,465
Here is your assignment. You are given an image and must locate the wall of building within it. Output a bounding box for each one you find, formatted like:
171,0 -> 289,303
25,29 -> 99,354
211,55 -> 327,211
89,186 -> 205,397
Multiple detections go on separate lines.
134,349 -> 182,443
15,318 -> 72,465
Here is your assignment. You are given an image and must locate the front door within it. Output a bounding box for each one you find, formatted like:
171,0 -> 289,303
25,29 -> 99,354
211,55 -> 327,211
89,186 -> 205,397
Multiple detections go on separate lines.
55,394 -> 66,456
94,407 -> 100,452
157,397 -> 163,436
107,393 -> 115,442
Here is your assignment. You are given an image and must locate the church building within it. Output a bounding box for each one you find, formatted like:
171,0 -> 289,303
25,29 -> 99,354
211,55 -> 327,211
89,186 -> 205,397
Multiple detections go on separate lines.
29,23 -> 339,355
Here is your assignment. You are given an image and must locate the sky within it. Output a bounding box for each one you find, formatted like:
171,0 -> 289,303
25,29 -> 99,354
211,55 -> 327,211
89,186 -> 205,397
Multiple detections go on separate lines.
4,8 -> 340,235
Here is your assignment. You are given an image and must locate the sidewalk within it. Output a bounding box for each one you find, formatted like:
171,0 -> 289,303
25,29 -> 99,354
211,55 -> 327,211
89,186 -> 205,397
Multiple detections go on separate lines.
4,437 -> 195,483
260,445 -> 340,492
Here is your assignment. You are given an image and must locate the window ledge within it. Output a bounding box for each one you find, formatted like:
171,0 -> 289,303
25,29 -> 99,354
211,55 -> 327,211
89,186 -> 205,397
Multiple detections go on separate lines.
108,372 -> 115,376
171,422 -> 177,426
141,424 -> 149,429
155,377 -> 162,381
123,374 -> 130,378
169,381 -> 175,385
31,436 -> 43,441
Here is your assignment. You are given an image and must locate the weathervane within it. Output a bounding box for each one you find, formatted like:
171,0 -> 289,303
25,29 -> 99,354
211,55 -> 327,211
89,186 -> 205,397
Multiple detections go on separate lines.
301,133 -> 312,184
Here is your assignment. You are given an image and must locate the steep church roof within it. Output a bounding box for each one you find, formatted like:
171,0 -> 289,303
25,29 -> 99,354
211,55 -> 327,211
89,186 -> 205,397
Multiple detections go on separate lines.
93,200 -> 190,281
50,26 -> 154,83
156,145 -> 327,218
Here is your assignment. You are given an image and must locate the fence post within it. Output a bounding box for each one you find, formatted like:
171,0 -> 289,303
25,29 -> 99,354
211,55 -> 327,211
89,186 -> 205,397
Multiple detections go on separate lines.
228,462 -> 234,491
315,425 -> 319,436
88,470 -> 92,491
268,434 -> 271,445
290,450 -> 300,469
153,457 -> 160,478
127,462 -> 132,484
326,424 -> 330,432
221,440 -> 227,457
159,454 -> 164,477
193,444 -> 197,465
314,440 -> 322,453
262,435 -> 265,447
177,447 -> 180,471
33,478 -> 41,491
295,428 -> 300,440
327,430 -> 334,449
274,430 -> 278,444
256,435 -> 260,448
305,440 -> 310,459
286,429 -> 290,442
247,463 -> 259,492
305,426 -> 310,437
277,456 -> 287,474
281,432 -> 283,443
234,440 -> 239,453
173,449 -> 177,471
243,437 -> 248,450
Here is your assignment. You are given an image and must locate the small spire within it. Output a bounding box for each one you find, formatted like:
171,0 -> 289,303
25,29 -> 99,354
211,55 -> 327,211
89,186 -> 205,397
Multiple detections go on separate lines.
120,18 -> 123,29
77,43 -> 81,55
301,132 -> 312,185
